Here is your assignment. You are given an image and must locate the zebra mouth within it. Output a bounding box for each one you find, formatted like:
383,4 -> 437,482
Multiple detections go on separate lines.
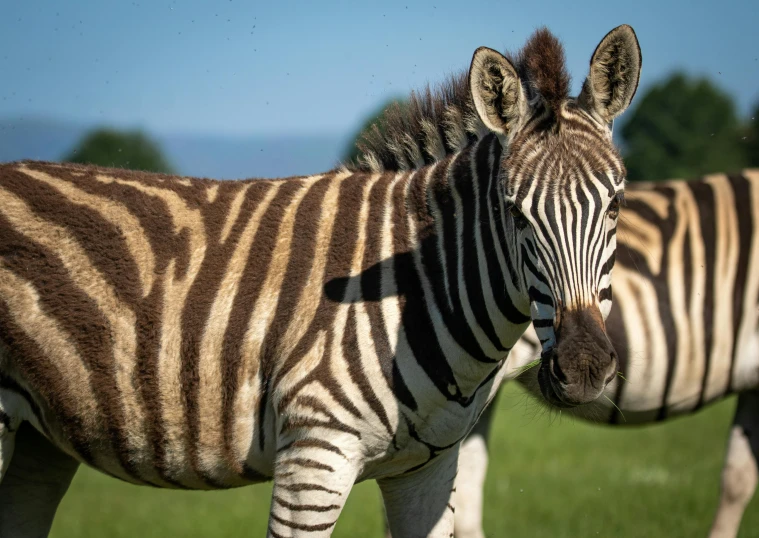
535,304 -> 619,407
537,352 -> 576,409
537,346 -> 618,408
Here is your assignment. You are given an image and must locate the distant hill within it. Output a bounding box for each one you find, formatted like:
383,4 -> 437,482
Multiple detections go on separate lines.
0,117 -> 349,179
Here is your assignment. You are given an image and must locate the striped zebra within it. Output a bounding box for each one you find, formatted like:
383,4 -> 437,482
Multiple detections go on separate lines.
446,170 -> 759,538
0,25 -> 641,537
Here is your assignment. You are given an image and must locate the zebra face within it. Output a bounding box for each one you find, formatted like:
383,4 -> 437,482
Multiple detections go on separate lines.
469,24 -> 641,407
504,146 -> 624,407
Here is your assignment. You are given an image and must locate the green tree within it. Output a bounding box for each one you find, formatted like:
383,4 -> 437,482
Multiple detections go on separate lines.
342,96 -> 405,164
620,73 -> 747,181
63,128 -> 174,173
742,101 -> 759,167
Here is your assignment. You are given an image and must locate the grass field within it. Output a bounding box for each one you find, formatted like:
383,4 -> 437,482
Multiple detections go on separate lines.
49,383 -> 759,537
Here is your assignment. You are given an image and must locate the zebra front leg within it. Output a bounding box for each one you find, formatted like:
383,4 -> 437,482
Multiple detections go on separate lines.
453,401 -> 497,538
709,390 -> 759,538
0,423 -> 79,538
379,444 -> 459,538
0,411 -> 16,482
382,403 -> 498,538
267,434 -> 361,538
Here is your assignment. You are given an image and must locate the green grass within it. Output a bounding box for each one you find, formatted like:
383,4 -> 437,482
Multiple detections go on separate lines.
50,384 -> 759,537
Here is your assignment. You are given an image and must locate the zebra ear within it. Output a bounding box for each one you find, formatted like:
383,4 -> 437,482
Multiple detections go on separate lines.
578,24 -> 642,123
469,47 -> 528,141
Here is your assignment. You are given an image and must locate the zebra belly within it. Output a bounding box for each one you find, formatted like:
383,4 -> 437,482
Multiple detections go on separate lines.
1,359 -> 276,490
43,404 -> 274,489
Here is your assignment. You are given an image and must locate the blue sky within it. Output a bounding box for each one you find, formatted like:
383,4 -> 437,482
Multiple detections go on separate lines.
1,0 -> 757,137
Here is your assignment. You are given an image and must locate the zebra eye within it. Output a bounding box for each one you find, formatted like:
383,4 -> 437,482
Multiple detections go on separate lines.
510,204 -> 529,230
607,194 -> 624,219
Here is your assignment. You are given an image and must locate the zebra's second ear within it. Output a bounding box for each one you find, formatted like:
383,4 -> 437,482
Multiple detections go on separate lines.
469,47 -> 528,141
578,24 -> 642,123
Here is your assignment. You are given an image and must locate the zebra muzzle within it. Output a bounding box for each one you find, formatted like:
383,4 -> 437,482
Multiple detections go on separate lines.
537,306 -> 618,407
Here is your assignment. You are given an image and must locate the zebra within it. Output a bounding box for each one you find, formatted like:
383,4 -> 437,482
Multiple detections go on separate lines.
0,25 -> 641,537
441,170 -> 759,538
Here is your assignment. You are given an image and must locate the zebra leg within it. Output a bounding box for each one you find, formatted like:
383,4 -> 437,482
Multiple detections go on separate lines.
382,490 -> 393,538
379,444 -> 460,538
0,422 -> 80,538
709,390 -> 759,538
0,410 -> 17,482
382,402 -> 499,538
453,401 -> 497,538
267,436 -> 360,538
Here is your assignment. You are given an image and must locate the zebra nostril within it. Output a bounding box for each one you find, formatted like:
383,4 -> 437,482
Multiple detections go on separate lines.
550,357 -> 568,383
605,352 -> 618,384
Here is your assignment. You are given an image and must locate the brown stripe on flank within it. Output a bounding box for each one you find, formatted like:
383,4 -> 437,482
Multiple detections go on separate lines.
218,183 -> 254,244
179,191 -> 261,484
3,167 -> 143,310
274,172 -> 369,416
727,173 -> 753,393
135,273 -> 184,486
0,262 -> 100,465
88,173 -> 210,487
13,165 -> 201,482
10,165 -> 212,487
0,190 -> 149,482
264,174 -> 335,370
0,295 -> 91,461
18,162 -> 185,298
219,180 -> 303,472
5,167 -> 177,485
16,165 -> 157,298
235,175 -> 323,460
193,180 -> 281,484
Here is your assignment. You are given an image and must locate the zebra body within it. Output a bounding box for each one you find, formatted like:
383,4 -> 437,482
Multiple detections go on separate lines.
0,25 -> 642,537
0,160 -> 520,487
451,170 -> 759,538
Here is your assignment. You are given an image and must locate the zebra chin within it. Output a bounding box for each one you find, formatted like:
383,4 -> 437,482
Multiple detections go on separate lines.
536,307 -> 619,408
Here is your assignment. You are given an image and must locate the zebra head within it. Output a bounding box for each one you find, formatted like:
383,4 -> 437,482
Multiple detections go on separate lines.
469,25 -> 642,407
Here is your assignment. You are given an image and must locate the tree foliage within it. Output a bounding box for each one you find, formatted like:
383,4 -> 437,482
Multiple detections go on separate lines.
620,73 -> 748,181
63,128 -> 174,173
742,101 -> 759,167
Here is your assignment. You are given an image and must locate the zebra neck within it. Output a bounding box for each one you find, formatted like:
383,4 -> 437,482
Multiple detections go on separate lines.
395,136 -> 531,395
